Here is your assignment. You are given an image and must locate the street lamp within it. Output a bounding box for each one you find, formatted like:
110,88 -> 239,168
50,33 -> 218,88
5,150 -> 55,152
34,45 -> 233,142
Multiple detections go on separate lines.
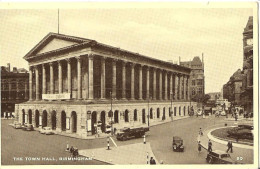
170,92 -> 173,119
147,96 -> 152,128
109,91 -> 113,136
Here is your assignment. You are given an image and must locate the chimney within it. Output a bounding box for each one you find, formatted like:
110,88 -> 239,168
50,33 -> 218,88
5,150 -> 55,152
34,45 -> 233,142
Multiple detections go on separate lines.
13,67 -> 18,73
7,63 -> 10,72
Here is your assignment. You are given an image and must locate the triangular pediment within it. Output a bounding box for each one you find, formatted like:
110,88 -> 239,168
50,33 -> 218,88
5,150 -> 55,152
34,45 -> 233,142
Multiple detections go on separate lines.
37,38 -> 79,55
24,32 -> 93,59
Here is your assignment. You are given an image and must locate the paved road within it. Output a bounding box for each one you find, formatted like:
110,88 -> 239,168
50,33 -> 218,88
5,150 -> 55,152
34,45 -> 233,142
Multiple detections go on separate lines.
2,116 -> 239,165
1,119 -> 109,165
111,115 -> 227,164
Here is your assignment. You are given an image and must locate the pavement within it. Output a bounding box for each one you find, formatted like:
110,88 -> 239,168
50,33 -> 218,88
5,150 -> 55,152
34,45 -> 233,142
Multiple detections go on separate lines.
199,123 -> 254,164
79,142 -> 158,165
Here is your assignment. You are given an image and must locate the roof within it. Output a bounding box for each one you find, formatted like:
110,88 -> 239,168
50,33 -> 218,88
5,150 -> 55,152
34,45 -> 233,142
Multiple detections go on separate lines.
24,32 -> 191,73
212,150 -> 227,155
172,136 -> 182,140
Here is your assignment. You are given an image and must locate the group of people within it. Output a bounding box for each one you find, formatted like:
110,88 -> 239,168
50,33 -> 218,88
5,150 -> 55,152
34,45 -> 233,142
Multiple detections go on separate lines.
69,146 -> 79,158
197,128 -> 234,154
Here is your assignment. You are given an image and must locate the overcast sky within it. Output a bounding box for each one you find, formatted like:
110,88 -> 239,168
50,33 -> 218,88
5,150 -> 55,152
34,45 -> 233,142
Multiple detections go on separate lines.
0,6 -> 253,93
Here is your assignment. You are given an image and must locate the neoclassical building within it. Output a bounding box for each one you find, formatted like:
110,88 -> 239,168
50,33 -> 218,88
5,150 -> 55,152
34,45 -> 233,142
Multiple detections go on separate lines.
15,32 -> 196,138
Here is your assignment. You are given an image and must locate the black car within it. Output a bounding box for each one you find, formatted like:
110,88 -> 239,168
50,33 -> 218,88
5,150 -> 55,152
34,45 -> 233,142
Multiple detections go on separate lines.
116,127 -> 149,141
206,150 -> 236,164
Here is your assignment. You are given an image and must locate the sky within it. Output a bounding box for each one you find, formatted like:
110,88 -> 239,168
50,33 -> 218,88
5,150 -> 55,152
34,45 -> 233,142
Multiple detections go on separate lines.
0,5 -> 253,94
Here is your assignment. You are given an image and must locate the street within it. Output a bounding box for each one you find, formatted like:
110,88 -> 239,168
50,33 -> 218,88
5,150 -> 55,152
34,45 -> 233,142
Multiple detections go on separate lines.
1,115 -> 251,165
1,119 -> 109,165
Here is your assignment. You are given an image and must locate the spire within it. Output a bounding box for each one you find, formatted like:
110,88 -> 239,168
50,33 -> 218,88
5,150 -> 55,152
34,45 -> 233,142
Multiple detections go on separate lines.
58,9 -> 60,34
179,56 -> 181,65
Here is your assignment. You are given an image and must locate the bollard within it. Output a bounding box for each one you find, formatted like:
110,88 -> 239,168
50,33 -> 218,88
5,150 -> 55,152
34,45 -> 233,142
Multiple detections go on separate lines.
147,152 -> 149,164
66,142 -> 69,151
144,134 -> 146,144
107,136 -> 110,150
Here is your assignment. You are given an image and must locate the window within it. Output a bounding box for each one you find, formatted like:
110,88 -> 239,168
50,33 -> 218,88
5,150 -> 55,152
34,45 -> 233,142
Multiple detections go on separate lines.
192,80 -> 195,86
192,88 -> 196,95
197,79 -> 203,85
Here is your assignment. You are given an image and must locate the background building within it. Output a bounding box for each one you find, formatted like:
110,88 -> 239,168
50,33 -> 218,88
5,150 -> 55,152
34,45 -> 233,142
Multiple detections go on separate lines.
1,64 -> 29,118
206,92 -> 221,107
15,32 -> 196,138
240,16 -> 253,113
180,55 -> 205,102
222,69 -> 243,106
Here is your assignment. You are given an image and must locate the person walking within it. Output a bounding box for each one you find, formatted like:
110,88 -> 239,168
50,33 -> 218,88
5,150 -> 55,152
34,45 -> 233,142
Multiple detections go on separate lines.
150,157 -> 156,165
198,141 -> 202,154
199,128 -> 203,136
208,139 -> 212,152
226,141 -> 233,153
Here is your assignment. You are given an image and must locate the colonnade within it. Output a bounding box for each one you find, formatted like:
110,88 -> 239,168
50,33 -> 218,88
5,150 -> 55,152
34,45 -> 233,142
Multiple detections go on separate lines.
29,54 -> 190,101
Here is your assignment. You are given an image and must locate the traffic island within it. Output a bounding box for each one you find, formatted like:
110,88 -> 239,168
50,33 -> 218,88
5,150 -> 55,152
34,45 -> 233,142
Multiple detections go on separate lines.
79,142 -> 159,165
211,127 -> 253,146
199,125 -> 254,164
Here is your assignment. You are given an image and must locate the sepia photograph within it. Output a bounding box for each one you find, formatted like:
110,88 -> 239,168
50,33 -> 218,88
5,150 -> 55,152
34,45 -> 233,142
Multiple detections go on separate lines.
0,2 -> 258,168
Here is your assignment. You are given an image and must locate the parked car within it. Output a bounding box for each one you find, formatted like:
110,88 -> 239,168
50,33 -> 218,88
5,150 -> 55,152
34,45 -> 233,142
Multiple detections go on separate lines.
172,136 -> 184,152
24,124 -> 34,131
204,107 -> 212,115
13,122 -> 22,129
39,127 -> 54,135
116,127 -> 149,141
105,125 -> 112,134
206,150 -> 236,164
197,109 -> 203,116
220,110 -> 226,116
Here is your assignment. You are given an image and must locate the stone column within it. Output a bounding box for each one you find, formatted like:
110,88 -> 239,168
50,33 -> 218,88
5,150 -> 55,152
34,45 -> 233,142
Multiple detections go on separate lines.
183,75 -> 187,101
24,82 -> 28,99
35,66 -> 40,101
76,56 -> 82,100
49,63 -> 54,94
16,80 -> 19,100
139,65 -> 143,100
67,59 -> 71,95
170,73 -> 173,100
121,61 -> 126,100
100,57 -> 106,100
175,74 -> 178,100
153,68 -> 156,100
8,80 -> 12,100
112,59 -> 117,99
164,72 -> 168,100
29,66 -> 33,101
88,54 -> 94,100
187,76 -> 190,101
179,75 -> 183,100
42,64 -> 46,94
58,61 -> 63,94
159,70 -> 162,100
146,67 -> 150,100
130,63 -> 135,100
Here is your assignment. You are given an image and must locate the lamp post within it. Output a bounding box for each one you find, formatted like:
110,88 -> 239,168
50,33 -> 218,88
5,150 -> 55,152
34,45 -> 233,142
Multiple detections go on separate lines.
147,97 -> 150,128
110,91 -> 113,136
170,92 -> 173,118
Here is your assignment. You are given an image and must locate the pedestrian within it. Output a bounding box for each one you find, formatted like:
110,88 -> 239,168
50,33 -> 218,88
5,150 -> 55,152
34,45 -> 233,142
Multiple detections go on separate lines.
208,139 -> 212,152
226,141 -> 233,153
70,146 -> 74,155
150,157 -> 156,165
198,141 -> 202,154
199,128 -> 203,136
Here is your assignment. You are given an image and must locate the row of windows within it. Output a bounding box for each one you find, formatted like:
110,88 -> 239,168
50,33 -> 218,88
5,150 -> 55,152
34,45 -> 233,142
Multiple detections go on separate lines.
192,79 -> 204,86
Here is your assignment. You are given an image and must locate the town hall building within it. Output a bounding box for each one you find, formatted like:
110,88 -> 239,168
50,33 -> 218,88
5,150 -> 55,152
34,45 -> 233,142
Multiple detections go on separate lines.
15,32 -> 196,138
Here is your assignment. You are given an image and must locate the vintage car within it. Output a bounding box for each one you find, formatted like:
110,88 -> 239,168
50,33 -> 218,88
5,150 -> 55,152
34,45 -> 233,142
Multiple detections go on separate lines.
220,110 -> 226,116
22,124 -> 34,131
172,136 -> 184,152
206,150 -> 236,164
13,122 -> 22,129
105,125 -> 112,134
204,107 -> 212,116
116,127 -> 149,141
39,127 -> 54,135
